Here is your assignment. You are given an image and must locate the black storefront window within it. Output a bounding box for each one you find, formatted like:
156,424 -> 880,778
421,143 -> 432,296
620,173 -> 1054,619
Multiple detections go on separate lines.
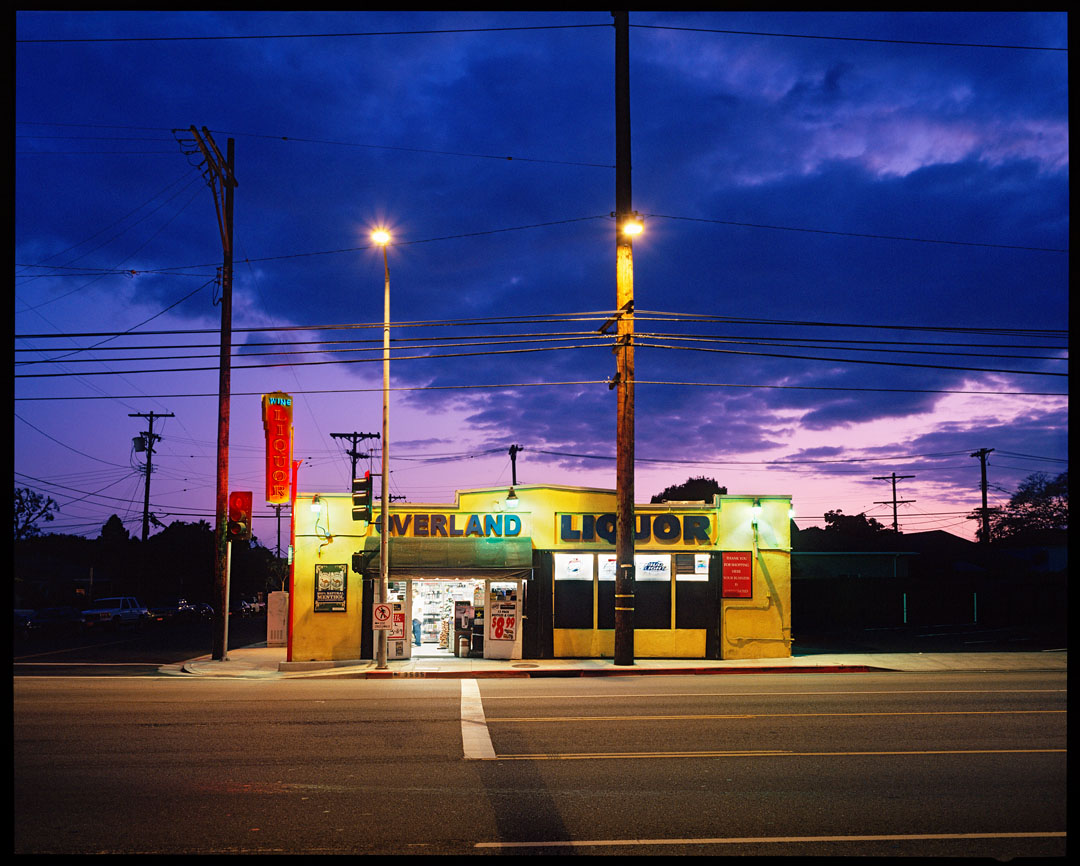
634,579 -> 671,629
553,580 -> 593,629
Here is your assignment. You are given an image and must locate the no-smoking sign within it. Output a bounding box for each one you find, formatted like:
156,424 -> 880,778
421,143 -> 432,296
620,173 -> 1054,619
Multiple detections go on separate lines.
372,603 -> 393,630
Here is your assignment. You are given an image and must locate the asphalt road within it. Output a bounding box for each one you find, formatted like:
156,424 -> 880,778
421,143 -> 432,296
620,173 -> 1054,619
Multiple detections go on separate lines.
13,669 -> 1065,856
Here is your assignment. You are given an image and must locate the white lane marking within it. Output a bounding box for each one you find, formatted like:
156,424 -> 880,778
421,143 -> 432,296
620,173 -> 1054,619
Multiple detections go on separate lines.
461,678 -> 496,760
475,831 -> 1066,848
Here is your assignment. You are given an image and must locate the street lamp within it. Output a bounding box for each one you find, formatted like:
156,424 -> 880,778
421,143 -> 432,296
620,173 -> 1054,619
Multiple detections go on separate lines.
373,228 -> 391,670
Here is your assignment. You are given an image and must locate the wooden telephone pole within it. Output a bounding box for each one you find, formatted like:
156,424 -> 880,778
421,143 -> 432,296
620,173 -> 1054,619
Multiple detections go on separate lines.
613,11 -> 636,666
873,472 -> 915,533
189,126 -> 237,661
129,410 -> 173,601
971,448 -> 995,543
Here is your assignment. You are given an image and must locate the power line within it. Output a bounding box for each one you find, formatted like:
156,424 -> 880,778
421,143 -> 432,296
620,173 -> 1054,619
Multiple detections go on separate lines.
15,19 -> 1065,52
630,23 -> 1068,52
635,339 -> 1067,377
14,413 -> 129,467
16,22 -> 612,44
636,310 -> 1067,338
204,128 -> 613,169
13,378 -> 1067,402
646,213 -> 1067,254
14,309 -> 1069,341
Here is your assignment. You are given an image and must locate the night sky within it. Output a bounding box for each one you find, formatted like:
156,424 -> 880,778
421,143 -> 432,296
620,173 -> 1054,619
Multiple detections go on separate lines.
15,11 -> 1068,544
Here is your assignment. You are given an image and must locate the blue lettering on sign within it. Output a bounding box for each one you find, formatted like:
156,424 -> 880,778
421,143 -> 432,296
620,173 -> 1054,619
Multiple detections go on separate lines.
375,513 -> 522,539
559,513 -> 711,544
653,514 -> 680,540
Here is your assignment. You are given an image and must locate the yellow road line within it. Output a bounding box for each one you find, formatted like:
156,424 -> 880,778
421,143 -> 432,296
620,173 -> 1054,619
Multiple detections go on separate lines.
481,688 -> 1067,700
487,710 -> 1066,722
488,748 -> 1066,761
475,830 -> 1066,848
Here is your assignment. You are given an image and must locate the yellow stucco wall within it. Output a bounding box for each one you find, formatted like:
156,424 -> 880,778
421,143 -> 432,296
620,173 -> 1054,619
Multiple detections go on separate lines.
289,485 -> 791,661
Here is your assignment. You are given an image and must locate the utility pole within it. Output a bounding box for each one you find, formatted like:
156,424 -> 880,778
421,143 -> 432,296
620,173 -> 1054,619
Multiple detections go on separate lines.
613,10 -> 636,666
129,410 -> 173,601
188,126 -> 237,661
873,472 -> 915,533
330,431 -> 381,485
129,411 -> 174,544
508,444 -> 523,485
971,448 -> 995,543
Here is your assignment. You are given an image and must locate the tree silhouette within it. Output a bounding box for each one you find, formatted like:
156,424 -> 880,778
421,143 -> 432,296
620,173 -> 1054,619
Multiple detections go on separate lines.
651,476 -> 727,504
972,471 -> 1068,543
14,487 -> 59,540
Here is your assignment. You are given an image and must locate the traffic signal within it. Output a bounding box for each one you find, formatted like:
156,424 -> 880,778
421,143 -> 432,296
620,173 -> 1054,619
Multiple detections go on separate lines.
352,472 -> 373,522
227,490 -> 253,542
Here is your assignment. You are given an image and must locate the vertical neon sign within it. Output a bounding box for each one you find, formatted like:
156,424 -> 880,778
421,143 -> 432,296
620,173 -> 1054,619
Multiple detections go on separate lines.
262,391 -> 293,504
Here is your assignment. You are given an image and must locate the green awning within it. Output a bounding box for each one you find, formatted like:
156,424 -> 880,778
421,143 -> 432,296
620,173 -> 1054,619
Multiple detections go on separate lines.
355,536 -> 533,578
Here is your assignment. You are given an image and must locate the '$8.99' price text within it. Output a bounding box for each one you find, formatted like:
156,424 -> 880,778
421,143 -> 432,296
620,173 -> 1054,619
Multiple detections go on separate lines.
490,615 -> 515,640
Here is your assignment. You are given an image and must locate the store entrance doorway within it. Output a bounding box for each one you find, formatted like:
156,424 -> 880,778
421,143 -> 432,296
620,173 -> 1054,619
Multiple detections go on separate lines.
386,577 -> 524,660
410,578 -> 484,658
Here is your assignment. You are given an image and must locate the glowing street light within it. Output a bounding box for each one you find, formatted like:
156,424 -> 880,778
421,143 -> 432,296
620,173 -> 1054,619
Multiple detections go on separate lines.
372,228 -> 391,670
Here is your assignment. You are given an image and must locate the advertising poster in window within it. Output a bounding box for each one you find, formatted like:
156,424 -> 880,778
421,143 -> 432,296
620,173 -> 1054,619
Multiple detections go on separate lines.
554,553 -> 593,580
722,551 -> 753,598
314,563 -> 348,612
599,554 -> 617,581
635,553 -> 671,581
488,601 -> 517,641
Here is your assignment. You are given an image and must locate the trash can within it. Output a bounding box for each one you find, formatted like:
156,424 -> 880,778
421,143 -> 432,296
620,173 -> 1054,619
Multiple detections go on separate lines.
458,636 -> 470,658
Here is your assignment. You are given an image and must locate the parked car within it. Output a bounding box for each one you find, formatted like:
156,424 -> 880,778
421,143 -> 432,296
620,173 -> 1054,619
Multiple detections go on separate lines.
149,598 -> 196,623
82,597 -> 151,630
25,606 -> 85,637
192,602 -> 214,620
229,599 -> 255,617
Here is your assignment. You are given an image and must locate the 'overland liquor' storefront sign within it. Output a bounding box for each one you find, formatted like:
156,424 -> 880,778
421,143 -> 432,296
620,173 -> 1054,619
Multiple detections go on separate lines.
374,512 -> 523,538
558,513 -> 712,544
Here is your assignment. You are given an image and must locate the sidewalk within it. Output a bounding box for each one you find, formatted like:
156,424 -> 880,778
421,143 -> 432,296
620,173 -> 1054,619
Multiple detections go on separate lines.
180,644 -> 1067,679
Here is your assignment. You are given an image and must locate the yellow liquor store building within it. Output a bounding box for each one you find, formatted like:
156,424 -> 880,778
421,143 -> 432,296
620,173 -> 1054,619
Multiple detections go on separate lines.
290,484 -> 792,663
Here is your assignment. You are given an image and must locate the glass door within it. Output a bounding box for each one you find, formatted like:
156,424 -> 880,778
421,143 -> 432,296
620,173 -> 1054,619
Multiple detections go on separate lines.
484,579 -> 522,660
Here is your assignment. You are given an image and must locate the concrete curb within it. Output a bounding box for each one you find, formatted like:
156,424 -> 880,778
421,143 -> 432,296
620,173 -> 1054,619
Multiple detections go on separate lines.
324,663 -> 896,680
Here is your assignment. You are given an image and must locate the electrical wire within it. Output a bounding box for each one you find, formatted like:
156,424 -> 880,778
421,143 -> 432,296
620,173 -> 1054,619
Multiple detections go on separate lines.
13,378 -> 1068,402
635,338 -> 1067,377
16,22 -> 613,44
645,213 -> 1067,254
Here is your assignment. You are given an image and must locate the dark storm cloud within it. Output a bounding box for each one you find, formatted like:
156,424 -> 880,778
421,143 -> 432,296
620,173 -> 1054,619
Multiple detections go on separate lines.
15,11 -> 1067,538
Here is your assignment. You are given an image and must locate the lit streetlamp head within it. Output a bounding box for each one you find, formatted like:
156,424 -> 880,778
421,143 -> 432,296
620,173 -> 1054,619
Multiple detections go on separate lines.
621,215 -> 644,237
372,229 -> 391,246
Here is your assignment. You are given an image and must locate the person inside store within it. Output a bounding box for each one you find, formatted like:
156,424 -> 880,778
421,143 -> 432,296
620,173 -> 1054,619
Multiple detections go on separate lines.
412,616 -> 422,646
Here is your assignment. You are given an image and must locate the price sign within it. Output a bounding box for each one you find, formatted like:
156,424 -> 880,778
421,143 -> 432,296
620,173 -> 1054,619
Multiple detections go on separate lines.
372,603 -> 393,630
488,601 -> 517,641
389,603 -> 406,641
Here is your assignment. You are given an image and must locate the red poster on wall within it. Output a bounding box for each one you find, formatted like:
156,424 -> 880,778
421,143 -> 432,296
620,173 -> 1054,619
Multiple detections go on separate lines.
722,551 -> 753,598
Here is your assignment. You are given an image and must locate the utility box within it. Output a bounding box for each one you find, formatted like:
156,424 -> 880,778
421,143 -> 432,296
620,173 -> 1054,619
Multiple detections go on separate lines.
267,591 -> 288,647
